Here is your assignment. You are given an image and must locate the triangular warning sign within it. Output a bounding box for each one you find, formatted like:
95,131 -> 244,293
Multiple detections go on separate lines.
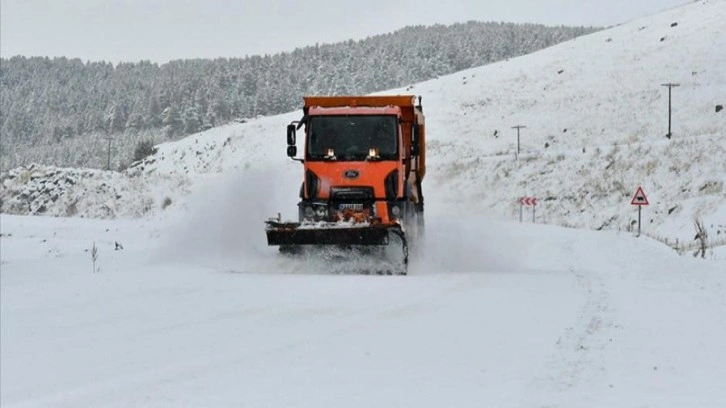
631,186 -> 649,206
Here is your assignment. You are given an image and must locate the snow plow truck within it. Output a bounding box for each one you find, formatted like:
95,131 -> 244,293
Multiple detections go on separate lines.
264,95 -> 426,275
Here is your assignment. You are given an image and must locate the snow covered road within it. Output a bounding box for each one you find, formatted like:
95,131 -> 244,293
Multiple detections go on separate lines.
2,214 -> 724,407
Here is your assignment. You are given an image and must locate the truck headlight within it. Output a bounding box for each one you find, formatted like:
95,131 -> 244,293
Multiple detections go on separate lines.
303,206 -> 315,218
390,205 -> 401,217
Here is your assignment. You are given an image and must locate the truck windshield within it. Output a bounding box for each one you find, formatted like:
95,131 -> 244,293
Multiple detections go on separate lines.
307,115 -> 398,161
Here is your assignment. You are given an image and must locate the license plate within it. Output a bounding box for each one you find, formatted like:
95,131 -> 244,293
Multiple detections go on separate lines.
339,203 -> 364,211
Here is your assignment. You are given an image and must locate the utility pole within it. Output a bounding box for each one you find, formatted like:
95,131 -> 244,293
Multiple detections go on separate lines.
105,134 -> 112,170
511,125 -> 526,158
660,83 -> 680,139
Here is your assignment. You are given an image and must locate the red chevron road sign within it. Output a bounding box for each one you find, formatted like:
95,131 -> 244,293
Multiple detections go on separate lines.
518,196 -> 539,206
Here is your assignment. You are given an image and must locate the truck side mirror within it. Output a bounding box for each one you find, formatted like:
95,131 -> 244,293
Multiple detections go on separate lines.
287,124 -> 296,145
287,145 -> 297,158
411,125 -> 420,156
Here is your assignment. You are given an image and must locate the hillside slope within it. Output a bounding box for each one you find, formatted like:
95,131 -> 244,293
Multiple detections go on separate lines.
415,0 -> 725,243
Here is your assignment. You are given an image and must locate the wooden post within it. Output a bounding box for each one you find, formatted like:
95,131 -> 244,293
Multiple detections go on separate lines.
661,83 -> 680,139
519,202 -> 523,223
511,125 -> 526,158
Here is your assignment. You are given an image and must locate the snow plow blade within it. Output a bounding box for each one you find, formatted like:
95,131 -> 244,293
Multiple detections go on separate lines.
266,222 -> 391,246
265,221 -> 408,275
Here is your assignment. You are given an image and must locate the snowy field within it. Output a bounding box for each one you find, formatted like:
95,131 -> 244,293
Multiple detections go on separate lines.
2,0 -> 726,406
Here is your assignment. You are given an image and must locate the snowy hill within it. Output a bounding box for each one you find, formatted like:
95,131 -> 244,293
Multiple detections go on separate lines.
2,0 -> 725,248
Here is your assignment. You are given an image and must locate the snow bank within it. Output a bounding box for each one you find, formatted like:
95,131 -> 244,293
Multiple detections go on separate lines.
1,163 -> 189,219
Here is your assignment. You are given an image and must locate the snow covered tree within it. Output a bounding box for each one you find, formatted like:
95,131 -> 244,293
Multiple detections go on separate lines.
125,98 -> 145,133
161,105 -> 182,138
183,103 -> 203,135
105,102 -> 126,134
145,94 -> 163,129
204,104 -> 217,129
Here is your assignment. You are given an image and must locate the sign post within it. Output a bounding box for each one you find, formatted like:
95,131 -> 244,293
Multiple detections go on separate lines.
518,196 -> 539,223
519,202 -> 523,223
512,125 -> 526,160
630,186 -> 649,237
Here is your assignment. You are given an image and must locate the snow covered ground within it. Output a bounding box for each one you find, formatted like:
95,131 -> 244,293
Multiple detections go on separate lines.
2,195 -> 725,407
2,0 -> 726,406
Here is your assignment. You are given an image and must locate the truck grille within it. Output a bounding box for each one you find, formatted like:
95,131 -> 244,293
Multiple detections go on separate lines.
329,187 -> 374,202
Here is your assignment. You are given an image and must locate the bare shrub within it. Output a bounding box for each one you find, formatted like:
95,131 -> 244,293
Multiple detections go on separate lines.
136,197 -> 154,217
91,242 -> 99,273
66,197 -> 79,216
133,140 -> 157,162
693,218 -> 708,258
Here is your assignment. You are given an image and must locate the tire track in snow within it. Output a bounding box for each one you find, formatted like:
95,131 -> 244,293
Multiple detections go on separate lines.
516,248 -> 616,407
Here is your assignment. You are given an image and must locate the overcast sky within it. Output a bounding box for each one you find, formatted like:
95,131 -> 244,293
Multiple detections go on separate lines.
1,0 -> 687,63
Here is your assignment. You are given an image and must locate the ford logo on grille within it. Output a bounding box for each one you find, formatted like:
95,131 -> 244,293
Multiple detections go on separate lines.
343,170 -> 360,179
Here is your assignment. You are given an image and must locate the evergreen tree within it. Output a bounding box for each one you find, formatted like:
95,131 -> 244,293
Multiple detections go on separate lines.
161,105 -> 182,138
183,103 -> 203,134
105,102 -> 126,134
145,93 -> 163,129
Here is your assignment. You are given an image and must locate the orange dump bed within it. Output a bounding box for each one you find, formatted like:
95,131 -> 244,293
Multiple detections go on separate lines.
303,95 -> 416,109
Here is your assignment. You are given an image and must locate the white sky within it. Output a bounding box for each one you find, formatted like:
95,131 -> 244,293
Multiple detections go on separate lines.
1,0 -> 687,63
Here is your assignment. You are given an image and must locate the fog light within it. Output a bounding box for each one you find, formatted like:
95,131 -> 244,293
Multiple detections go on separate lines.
304,206 -> 315,218
390,205 -> 401,217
